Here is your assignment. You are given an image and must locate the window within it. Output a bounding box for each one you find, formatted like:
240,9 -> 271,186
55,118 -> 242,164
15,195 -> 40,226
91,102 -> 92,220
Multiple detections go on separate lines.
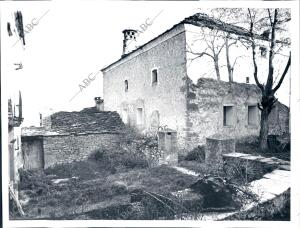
248,105 -> 258,126
246,77 -> 249,84
124,80 -> 128,92
136,108 -> 143,125
151,69 -> 158,86
260,46 -> 267,57
223,106 -> 235,126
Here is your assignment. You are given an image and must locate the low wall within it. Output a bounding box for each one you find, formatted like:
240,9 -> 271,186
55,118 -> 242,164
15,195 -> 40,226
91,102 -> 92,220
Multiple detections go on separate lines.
43,133 -> 122,168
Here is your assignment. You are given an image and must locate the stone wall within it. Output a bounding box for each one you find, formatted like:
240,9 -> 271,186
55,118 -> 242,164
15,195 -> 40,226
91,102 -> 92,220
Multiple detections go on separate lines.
102,23 -> 188,148
268,102 -> 290,135
183,78 -> 262,151
43,133 -> 122,168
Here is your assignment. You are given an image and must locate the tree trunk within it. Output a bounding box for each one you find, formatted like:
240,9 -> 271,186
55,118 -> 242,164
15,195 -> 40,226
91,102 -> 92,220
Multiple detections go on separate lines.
225,37 -> 233,82
214,57 -> 221,81
259,107 -> 269,152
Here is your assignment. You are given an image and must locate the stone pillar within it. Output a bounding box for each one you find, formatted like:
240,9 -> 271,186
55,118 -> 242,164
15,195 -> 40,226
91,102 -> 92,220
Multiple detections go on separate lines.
158,129 -> 178,165
205,134 -> 235,164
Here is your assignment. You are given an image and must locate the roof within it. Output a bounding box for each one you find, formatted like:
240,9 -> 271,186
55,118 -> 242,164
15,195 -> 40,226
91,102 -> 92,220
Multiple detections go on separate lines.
101,13 -> 263,72
183,13 -> 252,38
22,110 -> 125,137
80,106 -> 98,113
22,127 -> 60,137
49,110 -> 125,134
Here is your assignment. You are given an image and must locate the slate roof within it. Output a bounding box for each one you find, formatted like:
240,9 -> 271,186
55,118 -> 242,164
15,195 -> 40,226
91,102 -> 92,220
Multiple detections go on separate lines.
80,106 -> 98,113
22,127 -> 59,137
50,110 -> 125,134
22,110 -> 125,137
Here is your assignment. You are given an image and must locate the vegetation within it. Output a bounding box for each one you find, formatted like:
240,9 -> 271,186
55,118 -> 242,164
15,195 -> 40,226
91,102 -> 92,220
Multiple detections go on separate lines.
184,146 -> 205,162
18,161 -> 197,219
236,135 -> 290,161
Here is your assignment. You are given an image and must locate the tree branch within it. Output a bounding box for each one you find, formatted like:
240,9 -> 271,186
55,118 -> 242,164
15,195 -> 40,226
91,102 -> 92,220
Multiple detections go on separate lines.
187,49 -> 214,59
248,8 -> 264,91
272,52 -> 291,93
265,9 -> 278,92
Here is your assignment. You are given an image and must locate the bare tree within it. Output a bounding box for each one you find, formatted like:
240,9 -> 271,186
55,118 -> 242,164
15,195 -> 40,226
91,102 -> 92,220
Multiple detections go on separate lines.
248,8 -> 291,152
225,34 -> 240,82
187,10 -> 246,82
187,27 -> 226,81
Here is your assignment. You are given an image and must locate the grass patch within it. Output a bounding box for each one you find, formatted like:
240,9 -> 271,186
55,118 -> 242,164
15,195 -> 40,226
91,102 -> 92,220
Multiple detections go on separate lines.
18,162 -> 197,219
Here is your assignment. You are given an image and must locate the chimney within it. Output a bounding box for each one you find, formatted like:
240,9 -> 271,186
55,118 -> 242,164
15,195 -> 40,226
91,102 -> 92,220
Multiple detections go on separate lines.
42,115 -> 52,129
246,77 -> 249,84
39,113 -> 42,126
122,29 -> 138,57
94,97 -> 104,111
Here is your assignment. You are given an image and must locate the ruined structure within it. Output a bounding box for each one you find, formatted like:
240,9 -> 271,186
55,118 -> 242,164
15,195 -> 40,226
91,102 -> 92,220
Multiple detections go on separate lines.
22,98 -> 124,169
101,13 -> 290,153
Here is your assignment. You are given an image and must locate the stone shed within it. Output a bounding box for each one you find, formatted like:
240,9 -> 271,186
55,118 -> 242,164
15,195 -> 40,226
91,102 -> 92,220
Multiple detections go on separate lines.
22,109 -> 125,169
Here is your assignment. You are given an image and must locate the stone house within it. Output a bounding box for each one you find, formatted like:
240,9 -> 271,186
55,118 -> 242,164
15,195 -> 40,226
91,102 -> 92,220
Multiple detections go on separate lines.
101,13 -> 290,152
8,94 -> 24,190
22,100 -> 125,169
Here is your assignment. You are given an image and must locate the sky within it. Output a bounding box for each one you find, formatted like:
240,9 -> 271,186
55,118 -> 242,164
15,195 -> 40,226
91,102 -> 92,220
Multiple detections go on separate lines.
1,1 -> 293,127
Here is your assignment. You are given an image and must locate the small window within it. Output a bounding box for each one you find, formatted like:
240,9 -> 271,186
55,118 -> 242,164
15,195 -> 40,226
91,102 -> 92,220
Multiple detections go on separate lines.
260,47 -> 267,57
136,108 -> 143,125
223,106 -> 234,126
246,77 -> 249,84
124,80 -> 128,92
151,69 -> 158,86
248,105 -> 258,126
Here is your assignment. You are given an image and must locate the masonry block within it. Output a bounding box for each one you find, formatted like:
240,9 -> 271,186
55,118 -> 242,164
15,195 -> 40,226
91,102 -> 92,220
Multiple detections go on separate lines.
158,130 -> 178,166
205,134 -> 235,164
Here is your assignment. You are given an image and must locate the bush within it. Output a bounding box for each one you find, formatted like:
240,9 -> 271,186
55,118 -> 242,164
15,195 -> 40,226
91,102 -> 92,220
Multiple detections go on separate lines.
89,146 -> 149,170
184,146 -> 205,162
89,148 -> 106,161
122,153 -> 148,169
48,198 -> 58,207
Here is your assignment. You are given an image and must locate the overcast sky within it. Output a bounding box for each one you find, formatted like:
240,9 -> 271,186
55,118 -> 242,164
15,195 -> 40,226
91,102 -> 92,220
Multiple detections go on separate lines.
1,1 -> 293,127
